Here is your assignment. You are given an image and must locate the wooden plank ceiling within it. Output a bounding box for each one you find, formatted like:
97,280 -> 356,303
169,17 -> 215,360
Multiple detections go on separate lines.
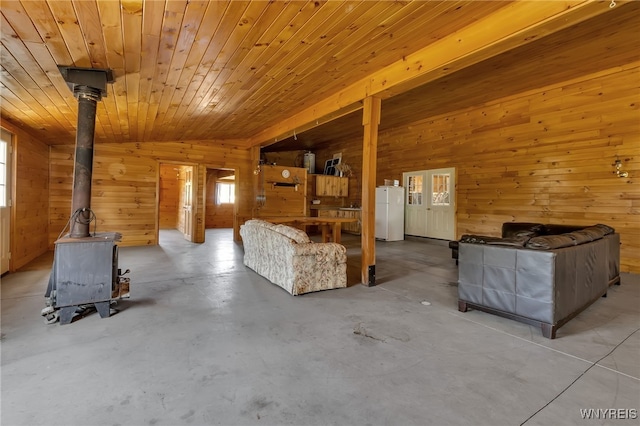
0,1 -> 634,148
265,0 -> 640,151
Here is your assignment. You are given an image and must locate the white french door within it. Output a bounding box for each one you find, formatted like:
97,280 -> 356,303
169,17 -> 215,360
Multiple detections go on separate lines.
403,171 -> 427,237
426,168 -> 455,240
404,168 -> 456,240
1,129 -> 12,274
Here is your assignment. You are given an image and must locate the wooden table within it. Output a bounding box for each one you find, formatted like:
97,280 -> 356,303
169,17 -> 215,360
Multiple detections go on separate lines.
258,216 -> 357,244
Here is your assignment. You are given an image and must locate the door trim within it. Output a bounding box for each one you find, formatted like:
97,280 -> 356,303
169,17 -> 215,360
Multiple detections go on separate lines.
157,160 -> 199,244
1,128 -> 14,274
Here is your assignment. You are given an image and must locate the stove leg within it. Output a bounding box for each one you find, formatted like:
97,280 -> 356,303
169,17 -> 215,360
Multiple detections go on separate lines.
95,301 -> 110,319
59,306 -> 77,325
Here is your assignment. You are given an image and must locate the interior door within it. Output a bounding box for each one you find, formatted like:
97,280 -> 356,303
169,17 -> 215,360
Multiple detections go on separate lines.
0,130 -> 12,274
426,168 -> 455,240
403,171 -> 427,237
182,166 -> 194,241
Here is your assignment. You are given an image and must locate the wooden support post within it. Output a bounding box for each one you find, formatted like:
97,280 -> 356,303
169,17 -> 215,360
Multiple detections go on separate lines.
235,146 -> 261,241
250,146 -> 261,217
361,96 -> 381,286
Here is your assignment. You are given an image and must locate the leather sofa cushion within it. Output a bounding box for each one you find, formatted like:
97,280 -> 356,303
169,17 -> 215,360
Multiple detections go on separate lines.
501,222 -> 545,238
525,234 -> 575,250
594,223 -> 615,235
486,238 -> 528,247
542,224 -> 586,235
460,235 -> 504,244
567,230 -> 596,245
460,234 -> 528,247
570,226 -> 607,243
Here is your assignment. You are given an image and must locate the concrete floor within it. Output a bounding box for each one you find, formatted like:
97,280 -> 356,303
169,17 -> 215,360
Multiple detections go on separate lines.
1,229 -> 638,426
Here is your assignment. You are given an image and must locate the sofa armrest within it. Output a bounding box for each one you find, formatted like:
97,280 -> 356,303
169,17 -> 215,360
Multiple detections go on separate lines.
294,242 -> 347,262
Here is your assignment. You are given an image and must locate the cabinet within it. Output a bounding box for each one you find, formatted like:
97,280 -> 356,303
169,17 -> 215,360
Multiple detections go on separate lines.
341,210 -> 361,234
315,175 -> 348,197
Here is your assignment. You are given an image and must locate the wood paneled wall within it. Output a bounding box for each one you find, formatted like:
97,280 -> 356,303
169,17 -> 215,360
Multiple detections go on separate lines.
205,169 -> 234,229
255,165 -> 307,217
5,124 -> 49,270
49,141 -> 252,247
320,65 -> 639,272
262,151 -> 306,169
159,164 -> 179,229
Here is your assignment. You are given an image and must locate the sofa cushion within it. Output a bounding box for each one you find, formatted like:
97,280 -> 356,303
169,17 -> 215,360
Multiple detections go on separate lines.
245,219 -> 278,231
512,230 -> 538,239
460,234 -> 528,247
570,226 -> 606,242
566,231 -> 595,245
525,234 -> 575,250
501,222 -> 544,238
460,235 -> 504,244
486,237 -> 529,247
593,223 -> 615,235
541,224 -> 585,235
273,224 -> 311,244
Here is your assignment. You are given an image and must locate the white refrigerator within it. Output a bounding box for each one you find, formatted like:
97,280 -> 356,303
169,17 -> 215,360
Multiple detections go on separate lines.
375,186 -> 405,241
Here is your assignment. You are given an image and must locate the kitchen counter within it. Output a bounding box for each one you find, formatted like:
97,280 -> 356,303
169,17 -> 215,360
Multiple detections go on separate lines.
309,205 -> 361,235
309,205 -> 361,211
309,205 -> 342,210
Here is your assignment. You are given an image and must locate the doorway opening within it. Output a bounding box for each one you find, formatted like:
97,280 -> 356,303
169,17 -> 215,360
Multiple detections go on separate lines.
158,163 -> 196,243
205,168 -> 235,230
157,164 -> 236,246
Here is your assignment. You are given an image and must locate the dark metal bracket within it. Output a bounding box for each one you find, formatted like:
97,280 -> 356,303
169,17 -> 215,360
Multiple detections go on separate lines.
57,66 -> 114,98
367,265 -> 376,286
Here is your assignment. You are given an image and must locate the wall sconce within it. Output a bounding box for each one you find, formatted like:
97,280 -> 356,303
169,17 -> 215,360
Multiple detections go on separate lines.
613,157 -> 629,178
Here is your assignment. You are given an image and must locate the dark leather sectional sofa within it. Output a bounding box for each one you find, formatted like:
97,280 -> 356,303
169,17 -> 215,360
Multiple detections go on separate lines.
453,222 -> 620,338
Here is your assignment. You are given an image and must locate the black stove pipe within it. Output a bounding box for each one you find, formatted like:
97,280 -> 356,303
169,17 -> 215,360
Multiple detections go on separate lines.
57,66 -> 113,238
69,86 -> 101,238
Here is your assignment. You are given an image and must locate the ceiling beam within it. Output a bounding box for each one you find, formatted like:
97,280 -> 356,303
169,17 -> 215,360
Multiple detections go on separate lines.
256,101 -> 364,148
248,0 -> 628,147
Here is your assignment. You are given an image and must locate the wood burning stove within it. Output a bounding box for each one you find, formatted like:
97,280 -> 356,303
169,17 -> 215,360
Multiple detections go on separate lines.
43,67 -> 130,325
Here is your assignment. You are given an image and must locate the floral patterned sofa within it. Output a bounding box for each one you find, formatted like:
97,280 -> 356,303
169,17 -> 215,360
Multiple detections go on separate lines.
239,219 -> 347,295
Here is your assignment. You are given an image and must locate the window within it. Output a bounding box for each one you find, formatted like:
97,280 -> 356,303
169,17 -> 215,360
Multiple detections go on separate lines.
432,173 -> 450,206
407,175 -> 423,206
216,182 -> 235,204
